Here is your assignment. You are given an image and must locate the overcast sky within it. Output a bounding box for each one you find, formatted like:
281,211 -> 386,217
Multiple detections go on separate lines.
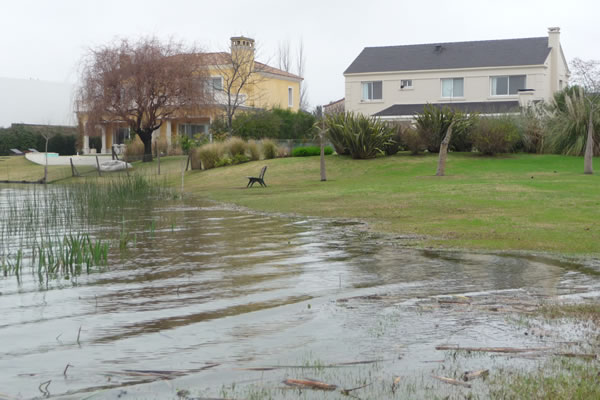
1,0 -> 599,126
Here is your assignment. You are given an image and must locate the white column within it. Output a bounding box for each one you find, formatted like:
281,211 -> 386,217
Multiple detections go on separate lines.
166,121 -> 172,150
101,126 -> 107,154
83,134 -> 90,154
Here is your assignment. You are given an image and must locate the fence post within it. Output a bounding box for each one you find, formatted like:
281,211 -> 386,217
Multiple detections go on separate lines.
96,156 -> 102,177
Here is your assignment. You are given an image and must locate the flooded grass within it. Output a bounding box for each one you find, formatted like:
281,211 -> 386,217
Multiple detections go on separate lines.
0,174 -> 176,284
1,182 -> 600,399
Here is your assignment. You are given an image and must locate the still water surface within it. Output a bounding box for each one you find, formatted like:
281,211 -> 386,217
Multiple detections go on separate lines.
0,186 -> 598,399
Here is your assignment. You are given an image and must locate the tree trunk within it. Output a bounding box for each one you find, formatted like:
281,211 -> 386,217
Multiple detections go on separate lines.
584,108 -> 594,175
139,131 -> 153,162
436,122 -> 454,176
320,130 -> 326,181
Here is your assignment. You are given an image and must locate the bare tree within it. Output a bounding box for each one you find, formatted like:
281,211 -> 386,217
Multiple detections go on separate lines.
296,40 -> 309,111
570,58 -> 600,174
277,40 -> 291,73
211,38 -> 266,131
77,37 -> 210,162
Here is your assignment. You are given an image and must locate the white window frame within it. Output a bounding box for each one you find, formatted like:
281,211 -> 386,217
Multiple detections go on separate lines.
441,78 -> 464,98
361,81 -> 383,101
288,87 -> 293,107
490,75 -> 526,97
400,79 -> 413,89
211,76 -> 223,91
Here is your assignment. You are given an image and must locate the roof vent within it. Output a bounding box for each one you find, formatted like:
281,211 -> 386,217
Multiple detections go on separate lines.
434,44 -> 444,53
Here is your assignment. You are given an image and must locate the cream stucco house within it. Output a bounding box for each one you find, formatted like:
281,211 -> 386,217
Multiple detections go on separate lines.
344,28 -> 569,119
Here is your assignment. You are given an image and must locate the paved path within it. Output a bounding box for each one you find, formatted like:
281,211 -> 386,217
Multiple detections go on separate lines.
25,153 -> 113,166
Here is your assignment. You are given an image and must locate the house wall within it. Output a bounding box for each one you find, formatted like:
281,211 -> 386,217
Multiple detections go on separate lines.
255,75 -> 301,111
345,65 -> 551,116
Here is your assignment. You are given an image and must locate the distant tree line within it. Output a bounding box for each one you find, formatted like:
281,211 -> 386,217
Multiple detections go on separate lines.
0,124 -> 77,156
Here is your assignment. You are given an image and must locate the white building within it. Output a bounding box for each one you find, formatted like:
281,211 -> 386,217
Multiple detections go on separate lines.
344,28 -> 569,119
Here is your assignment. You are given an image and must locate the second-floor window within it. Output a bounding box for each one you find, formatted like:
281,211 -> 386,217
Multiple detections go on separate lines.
361,81 -> 382,101
441,78 -> 464,98
400,79 -> 413,89
211,77 -> 223,91
490,75 -> 526,96
288,87 -> 293,107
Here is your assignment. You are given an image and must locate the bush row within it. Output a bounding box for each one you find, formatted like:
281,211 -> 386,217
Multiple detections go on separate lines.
215,108 -> 316,140
291,146 -> 333,157
191,137 -> 290,170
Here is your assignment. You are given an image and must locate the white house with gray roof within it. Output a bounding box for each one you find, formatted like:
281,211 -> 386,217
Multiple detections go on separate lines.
344,27 -> 569,119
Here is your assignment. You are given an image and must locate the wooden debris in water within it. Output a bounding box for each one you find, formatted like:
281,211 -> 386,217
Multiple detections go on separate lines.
283,378 -> 337,391
340,382 -> 372,395
432,375 -> 472,388
435,345 -> 552,353
462,369 -> 489,381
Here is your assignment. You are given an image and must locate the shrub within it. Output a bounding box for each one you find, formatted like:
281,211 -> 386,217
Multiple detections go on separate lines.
325,112 -> 394,159
291,146 -> 333,157
262,139 -> 277,159
401,128 -> 427,155
225,136 -> 247,157
324,112 -> 350,155
545,86 -> 600,156
415,104 -> 475,153
516,105 -> 547,154
231,153 -> 250,164
271,108 -> 316,139
152,137 -> 168,156
215,157 -> 232,168
233,110 -> 282,139
124,136 -> 145,161
383,123 -> 407,155
195,142 -> 226,169
247,140 -> 260,161
471,116 -> 521,155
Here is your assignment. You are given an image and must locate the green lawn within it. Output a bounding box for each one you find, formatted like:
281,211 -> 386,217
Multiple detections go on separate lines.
3,152 -> 600,255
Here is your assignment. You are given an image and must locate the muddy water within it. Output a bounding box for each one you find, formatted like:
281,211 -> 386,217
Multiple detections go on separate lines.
1,186 -> 599,399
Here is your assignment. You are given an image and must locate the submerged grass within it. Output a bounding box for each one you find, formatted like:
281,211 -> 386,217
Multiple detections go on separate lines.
0,173 -> 177,285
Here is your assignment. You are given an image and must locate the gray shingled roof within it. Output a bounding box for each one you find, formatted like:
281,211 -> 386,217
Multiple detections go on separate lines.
373,101 -> 521,117
345,37 -> 551,74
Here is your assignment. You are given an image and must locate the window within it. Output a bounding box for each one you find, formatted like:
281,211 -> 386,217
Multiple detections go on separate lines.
288,87 -> 293,107
178,123 -> 207,139
490,75 -> 526,96
211,77 -> 223,91
441,78 -> 464,98
115,127 -> 130,145
400,79 -> 413,89
361,81 -> 382,101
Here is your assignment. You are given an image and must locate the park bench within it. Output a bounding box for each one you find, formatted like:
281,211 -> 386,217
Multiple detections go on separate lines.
247,166 -> 267,188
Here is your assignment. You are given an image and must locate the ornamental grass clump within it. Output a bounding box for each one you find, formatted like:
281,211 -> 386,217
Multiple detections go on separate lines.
225,136 -> 248,157
247,140 -> 260,161
261,139 -> 278,159
545,86 -> 600,156
195,142 -> 226,169
325,112 -> 394,159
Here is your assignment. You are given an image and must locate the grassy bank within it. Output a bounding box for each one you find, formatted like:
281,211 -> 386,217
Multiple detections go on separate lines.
4,153 -> 600,255
178,152 -> 600,255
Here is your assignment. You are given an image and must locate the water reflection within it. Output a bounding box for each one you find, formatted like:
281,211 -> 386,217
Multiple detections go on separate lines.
0,186 -> 598,398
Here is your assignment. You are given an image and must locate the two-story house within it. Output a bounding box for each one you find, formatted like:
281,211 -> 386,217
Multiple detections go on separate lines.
80,36 -> 303,155
344,28 -> 569,120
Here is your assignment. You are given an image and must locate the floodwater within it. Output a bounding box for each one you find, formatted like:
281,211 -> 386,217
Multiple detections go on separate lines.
1,186 -> 599,399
